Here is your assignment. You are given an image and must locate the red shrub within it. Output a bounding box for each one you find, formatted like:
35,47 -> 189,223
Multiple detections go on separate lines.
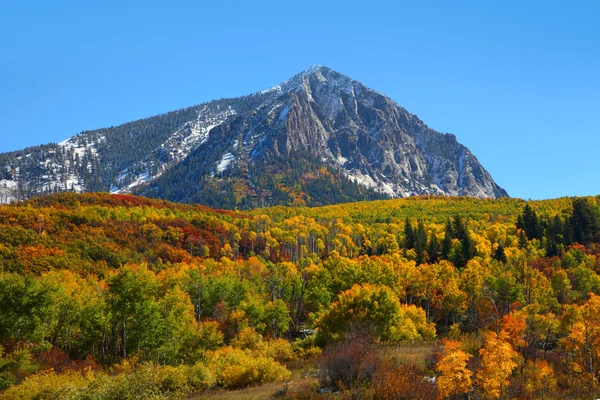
371,362 -> 437,400
316,334 -> 381,390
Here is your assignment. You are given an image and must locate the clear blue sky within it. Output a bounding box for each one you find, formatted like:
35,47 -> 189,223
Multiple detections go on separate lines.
1,1 -> 598,200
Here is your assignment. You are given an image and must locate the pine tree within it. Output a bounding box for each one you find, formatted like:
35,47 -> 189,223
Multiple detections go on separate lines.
404,217 -> 415,250
569,198 -> 600,244
415,220 -> 428,265
493,243 -> 508,263
521,204 -> 541,240
452,215 -> 474,269
518,230 -> 528,249
545,215 -> 565,257
442,219 -> 453,259
516,214 -> 525,231
427,232 -> 441,263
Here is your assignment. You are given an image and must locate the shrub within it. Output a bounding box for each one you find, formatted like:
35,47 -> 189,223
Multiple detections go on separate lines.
207,346 -> 291,389
316,334 -> 381,390
185,362 -> 215,391
231,327 -> 264,350
264,338 -> 295,362
0,369 -> 90,400
297,346 -> 322,359
371,362 -> 437,400
0,362 -> 214,400
37,349 -> 100,375
196,320 -> 224,351
0,348 -> 38,391
87,363 -> 190,400
155,365 -> 190,394
292,335 -> 322,359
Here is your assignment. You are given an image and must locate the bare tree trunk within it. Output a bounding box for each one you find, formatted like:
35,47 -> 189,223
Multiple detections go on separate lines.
121,317 -> 127,358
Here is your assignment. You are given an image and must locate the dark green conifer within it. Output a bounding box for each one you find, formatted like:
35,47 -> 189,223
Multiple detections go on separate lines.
493,243 -> 508,263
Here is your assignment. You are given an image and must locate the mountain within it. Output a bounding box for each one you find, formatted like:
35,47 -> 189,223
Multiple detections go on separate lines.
0,66 -> 507,208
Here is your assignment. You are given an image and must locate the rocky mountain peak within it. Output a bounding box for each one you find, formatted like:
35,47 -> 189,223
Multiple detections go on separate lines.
0,66 -> 507,208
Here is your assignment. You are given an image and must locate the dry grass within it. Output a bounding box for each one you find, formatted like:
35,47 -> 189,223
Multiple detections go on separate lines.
188,382 -> 285,400
380,341 -> 440,368
188,370 -> 318,400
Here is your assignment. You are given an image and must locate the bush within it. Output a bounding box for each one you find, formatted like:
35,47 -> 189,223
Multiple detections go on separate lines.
371,362 -> 437,400
0,362 -> 215,400
85,363 -> 190,400
231,327 -> 264,350
185,362 -> 215,391
196,320 -> 224,351
292,335 -> 322,359
316,334 -> 381,390
264,338 -> 295,362
207,346 -> 291,389
0,348 -> 39,391
0,369 -> 89,400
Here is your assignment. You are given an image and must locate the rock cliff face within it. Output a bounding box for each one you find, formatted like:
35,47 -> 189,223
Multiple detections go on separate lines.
0,66 -> 507,208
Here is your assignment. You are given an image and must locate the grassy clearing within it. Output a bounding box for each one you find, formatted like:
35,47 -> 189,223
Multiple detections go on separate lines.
188,343 -> 438,399
189,377 -> 318,400
188,382 -> 284,400
189,360 -> 319,400
380,341 -> 440,369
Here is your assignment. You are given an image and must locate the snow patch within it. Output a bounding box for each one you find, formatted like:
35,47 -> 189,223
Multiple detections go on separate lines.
112,172 -> 152,194
0,180 -> 18,204
277,105 -> 291,124
110,106 -> 237,194
260,85 -> 282,95
342,169 -> 408,198
216,153 -> 234,173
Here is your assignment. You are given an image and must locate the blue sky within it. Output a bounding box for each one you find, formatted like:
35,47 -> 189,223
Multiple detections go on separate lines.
1,0 -> 598,199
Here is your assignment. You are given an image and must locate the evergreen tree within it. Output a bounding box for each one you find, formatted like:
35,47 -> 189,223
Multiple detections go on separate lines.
569,198 -> 600,244
427,232 -> 441,264
516,214 -> 525,231
521,204 -> 541,240
415,220 -> 428,265
451,215 -> 475,269
493,243 -> 508,263
545,215 -> 565,257
442,219 -> 453,259
518,230 -> 528,249
404,217 -> 415,250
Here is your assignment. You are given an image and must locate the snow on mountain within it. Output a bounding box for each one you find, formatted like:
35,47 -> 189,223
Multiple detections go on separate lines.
109,106 -> 236,194
0,180 -> 18,205
0,65 -> 507,208
216,153 -> 234,173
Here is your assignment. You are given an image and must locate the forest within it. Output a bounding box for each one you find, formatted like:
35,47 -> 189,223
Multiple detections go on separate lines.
0,88 -> 279,200
0,192 -> 599,399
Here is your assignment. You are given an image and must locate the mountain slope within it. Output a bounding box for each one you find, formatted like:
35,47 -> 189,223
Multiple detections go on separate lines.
0,66 -> 507,208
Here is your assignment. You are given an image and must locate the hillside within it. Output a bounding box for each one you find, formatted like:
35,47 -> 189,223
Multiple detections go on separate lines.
1,193 -> 600,398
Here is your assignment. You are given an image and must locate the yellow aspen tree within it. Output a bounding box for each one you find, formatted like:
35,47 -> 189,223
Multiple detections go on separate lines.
477,331 -> 518,399
522,359 -> 557,399
561,293 -> 600,388
436,339 -> 473,399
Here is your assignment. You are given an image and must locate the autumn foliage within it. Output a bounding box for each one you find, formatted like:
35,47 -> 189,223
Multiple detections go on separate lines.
0,192 -> 599,398
436,339 -> 472,399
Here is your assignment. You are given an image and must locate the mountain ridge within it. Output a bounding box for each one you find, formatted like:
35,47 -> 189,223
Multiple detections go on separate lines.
0,65 -> 507,208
